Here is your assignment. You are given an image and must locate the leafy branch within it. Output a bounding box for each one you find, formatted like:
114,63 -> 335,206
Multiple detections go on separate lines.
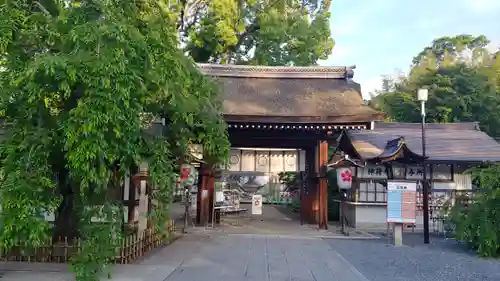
0,1 -> 228,281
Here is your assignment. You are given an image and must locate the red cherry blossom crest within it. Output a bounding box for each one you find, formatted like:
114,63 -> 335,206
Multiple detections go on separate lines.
180,167 -> 191,180
340,170 -> 352,183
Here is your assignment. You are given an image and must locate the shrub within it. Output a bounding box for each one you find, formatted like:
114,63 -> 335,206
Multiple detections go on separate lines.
449,165 -> 500,257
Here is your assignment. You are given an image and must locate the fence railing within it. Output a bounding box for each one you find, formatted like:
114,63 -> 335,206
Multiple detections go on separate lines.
415,189 -> 477,234
0,220 -> 177,264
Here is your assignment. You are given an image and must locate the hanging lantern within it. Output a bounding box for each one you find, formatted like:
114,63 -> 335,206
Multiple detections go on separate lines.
336,168 -> 353,190
179,164 -> 197,187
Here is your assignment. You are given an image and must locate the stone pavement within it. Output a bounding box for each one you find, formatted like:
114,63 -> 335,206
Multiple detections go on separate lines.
200,217 -> 377,239
0,233 -> 371,281
180,203 -> 378,240
0,264 -> 170,281
141,233 -> 370,281
326,233 -> 500,281
0,262 -> 182,281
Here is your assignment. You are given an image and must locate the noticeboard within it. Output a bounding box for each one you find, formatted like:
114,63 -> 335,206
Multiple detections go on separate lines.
387,181 -> 417,224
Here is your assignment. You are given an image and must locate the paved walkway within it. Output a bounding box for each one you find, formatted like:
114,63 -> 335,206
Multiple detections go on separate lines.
141,233 -> 370,281
326,233 -> 500,281
4,231 -> 498,281
177,203 -> 377,239
0,234 -> 370,281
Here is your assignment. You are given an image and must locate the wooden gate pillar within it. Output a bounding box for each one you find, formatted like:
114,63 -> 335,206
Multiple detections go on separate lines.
301,145 -> 317,224
316,140 -> 329,230
207,171 -> 215,223
196,165 -> 213,226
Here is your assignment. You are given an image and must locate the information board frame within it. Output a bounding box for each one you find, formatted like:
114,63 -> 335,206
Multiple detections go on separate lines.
386,180 -> 417,224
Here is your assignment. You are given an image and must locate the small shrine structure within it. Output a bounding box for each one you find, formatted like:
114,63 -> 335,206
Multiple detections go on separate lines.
334,121 -> 500,231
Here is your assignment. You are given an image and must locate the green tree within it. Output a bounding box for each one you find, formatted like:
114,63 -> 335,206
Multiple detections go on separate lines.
374,64 -> 500,136
412,34 -> 491,67
0,1 -> 228,280
370,91 -> 421,122
372,35 -> 500,138
174,0 -> 335,65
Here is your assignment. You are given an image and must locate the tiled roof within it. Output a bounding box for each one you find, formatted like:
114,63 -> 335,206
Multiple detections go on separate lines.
198,64 -> 383,123
345,122 -> 500,162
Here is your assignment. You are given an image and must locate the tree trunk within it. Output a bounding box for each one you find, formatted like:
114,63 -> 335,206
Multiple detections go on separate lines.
52,167 -> 79,241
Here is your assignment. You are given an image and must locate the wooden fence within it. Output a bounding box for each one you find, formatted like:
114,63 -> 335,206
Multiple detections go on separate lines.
0,220 -> 177,264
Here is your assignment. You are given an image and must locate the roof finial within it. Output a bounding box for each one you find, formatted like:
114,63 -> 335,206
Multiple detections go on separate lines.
345,65 -> 356,79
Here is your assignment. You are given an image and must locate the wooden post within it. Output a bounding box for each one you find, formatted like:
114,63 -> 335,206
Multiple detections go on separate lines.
317,140 -> 329,230
126,173 -> 136,227
302,145 -> 317,224
196,170 -> 206,225
196,165 -> 212,226
207,172 -> 215,223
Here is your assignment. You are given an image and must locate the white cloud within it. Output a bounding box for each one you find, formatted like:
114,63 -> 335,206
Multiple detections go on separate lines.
360,76 -> 383,100
414,18 -> 444,31
319,44 -> 356,66
487,40 -> 500,53
379,30 -> 396,41
330,19 -> 363,36
329,0 -> 393,36
463,0 -> 500,12
329,45 -> 352,59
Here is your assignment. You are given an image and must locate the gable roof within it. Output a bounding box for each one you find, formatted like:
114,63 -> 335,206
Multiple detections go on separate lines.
198,64 -> 383,123
371,136 -> 427,163
341,122 -> 500,163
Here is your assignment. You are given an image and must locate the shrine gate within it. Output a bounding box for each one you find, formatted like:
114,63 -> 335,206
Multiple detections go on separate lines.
195,64 -> 383,229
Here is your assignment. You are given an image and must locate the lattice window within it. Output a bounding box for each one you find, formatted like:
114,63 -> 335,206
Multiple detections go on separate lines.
357,181 -> 387,203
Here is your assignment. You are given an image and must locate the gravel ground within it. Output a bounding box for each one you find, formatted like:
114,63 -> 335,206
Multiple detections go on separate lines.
326,233 -> 500,281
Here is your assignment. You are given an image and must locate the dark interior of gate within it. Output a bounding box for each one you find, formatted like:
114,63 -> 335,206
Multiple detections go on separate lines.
196,63 -> 382,232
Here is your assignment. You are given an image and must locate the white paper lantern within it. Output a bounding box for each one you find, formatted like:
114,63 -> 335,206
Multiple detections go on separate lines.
336,168 -> 353,190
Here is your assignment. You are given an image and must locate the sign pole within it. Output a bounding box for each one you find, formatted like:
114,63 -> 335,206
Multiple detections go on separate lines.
183,187 -> 189,233
336,168 -> 353,235
341,191 -> 346,234
392,222 -> 403,246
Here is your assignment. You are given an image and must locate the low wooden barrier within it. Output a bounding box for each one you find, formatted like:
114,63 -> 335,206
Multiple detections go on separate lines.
0,220 -> 177,264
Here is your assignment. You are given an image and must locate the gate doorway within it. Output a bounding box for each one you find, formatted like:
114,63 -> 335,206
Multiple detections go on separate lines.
217,148 -> 304,231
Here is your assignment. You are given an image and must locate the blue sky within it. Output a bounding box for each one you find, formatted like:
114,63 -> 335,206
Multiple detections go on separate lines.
319,0 -> 500,98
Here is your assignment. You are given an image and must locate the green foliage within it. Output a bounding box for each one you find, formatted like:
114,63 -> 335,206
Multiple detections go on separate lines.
371,91 -> 421,123
278,171 -> 298,187
372,35 -> 500,138
412,35 -> 490,66
0,1 -> 228,281
277,172 -> 299,209
178,0 -> 334,65
326,169 -> 341,221
449,165 -> 500,257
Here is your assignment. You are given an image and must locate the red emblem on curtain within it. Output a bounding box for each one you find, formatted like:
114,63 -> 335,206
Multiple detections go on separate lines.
180,167 -> 191,180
